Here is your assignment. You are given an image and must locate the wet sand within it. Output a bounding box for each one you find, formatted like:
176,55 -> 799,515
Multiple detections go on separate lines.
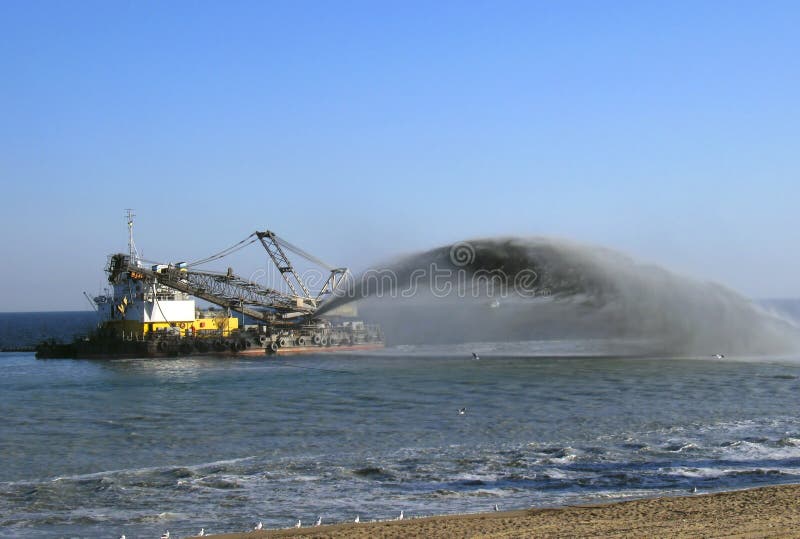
200,483 -> 800,538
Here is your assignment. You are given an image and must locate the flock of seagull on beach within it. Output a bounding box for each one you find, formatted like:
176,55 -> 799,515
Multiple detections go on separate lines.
132,509 -> 417,539
128,504 -> 508,538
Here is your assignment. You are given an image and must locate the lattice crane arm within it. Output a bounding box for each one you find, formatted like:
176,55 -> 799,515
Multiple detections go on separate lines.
115,256 -> 315,324
256,230 -> 349,302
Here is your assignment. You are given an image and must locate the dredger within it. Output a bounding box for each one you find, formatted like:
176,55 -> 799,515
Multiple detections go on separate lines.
36,211 -> 382,359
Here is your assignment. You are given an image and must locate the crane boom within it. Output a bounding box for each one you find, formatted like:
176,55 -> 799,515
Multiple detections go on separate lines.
108,228 -> 347,326
111,255 -> 316,324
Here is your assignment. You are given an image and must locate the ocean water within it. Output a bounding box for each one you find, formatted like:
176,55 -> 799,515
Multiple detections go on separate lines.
0,312 -> 97,350
2,314 -> 800,538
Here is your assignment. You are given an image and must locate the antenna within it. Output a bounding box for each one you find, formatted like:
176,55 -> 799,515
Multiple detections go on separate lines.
125,209 -> 140,266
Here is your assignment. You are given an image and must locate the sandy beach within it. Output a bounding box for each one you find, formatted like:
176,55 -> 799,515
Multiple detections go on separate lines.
201,483 -> 800,538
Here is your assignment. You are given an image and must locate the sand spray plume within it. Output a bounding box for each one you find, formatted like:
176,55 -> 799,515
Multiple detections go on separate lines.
319,237 -> 799,355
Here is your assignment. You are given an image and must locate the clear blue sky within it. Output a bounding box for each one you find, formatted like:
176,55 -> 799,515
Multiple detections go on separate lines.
1,1 -> 798,311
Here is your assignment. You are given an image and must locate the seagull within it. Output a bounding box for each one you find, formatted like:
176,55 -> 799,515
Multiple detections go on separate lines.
254,521 -> 263,530
472,352 -> 480,360
160,532 -> 169,539
714,353 -> 725,359
398,510 -> 404,520
354,515 -> 360,523
295,519 -> 301,528
494,504 -> 500,512
315,516 -> 322,526
458,407 -> 466,415
691,486 -> 698,493
198,529 -> 205,537
120,535 -> 126,539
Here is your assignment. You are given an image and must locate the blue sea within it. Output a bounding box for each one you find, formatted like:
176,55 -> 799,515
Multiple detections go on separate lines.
2,311 -> 800,538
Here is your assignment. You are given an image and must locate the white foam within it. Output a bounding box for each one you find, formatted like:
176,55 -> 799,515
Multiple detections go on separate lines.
719,440 -> 800,461
662,467 -> 728,479
28,455 -> 259,487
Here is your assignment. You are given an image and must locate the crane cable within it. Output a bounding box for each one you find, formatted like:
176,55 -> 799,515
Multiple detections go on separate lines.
186,232 -> 339,273
274,235 -> 336,271
187,233 -> 259,268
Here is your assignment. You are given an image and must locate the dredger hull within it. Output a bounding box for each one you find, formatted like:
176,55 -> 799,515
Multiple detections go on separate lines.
36,338 -> 384,359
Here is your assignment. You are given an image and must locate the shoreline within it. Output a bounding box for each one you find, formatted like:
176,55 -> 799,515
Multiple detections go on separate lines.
198,483 -> 800,538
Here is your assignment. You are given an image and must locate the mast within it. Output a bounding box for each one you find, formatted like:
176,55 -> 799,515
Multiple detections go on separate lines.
125,209 -> 140,267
